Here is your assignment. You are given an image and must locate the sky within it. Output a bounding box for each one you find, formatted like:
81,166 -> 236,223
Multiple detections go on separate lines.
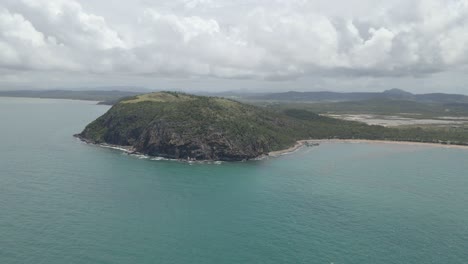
1,0 -> 468,94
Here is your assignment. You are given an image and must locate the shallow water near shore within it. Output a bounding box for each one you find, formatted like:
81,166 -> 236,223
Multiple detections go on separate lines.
1,97 -> 468,263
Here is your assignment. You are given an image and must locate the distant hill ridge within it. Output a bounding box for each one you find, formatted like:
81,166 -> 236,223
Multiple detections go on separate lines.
1,88 -> 468,104
248,89 -> 468,103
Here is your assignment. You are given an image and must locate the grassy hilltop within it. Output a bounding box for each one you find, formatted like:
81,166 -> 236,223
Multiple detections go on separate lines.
77,92 -> 468,161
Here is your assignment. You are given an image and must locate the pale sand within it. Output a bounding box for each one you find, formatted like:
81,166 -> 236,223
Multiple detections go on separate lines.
268,139 -> 468,157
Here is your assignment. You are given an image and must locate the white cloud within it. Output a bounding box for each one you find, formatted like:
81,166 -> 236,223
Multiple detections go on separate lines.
0,7 -> 79,71
1,0 -> 468,88
7,0 -> 125,50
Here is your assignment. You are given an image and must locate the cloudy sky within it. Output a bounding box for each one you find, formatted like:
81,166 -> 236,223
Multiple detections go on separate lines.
1,0 -> 468,94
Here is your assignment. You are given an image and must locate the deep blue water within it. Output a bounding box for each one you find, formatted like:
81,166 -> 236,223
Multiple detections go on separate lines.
1,97 -> 467,263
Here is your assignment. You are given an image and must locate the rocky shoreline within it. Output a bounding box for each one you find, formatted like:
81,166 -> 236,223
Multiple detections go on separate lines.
75,134 -> 135,153
75,134 -> 262,162
76,135 -> 468,162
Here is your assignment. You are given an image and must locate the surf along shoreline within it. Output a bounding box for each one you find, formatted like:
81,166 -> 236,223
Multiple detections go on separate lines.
75,134 -> 468,161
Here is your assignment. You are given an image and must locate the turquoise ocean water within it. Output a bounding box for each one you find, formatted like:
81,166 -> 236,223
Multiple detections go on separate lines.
0,97 -> 467,263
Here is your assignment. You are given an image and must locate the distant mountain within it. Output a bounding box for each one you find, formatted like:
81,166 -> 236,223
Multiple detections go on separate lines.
247,89 -> 468,103
249,91 -> 379,101
381,88 -> 415,99
382,88 -> 413,96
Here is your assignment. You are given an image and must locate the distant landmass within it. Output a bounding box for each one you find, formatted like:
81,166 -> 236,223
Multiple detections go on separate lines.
76,92 -> 468,161
246,89 -> 468,103
0,90 -> 141,105
2,88 -> 468,105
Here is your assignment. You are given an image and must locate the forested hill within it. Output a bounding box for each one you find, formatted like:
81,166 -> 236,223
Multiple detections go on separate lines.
77,92 -> 468,161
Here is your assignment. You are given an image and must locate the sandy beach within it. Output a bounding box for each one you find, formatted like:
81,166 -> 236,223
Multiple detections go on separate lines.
268,139 -> 468,157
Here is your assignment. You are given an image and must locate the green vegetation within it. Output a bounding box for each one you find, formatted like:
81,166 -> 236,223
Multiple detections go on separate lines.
122,92 -> 196,104
78,92 -> 468,161
79,92 -> 305,160
258,98 -> 468,118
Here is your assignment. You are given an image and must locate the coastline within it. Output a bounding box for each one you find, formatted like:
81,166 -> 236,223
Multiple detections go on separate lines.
0,96 -> 102,104
75,135 -> 225,163
75,135 -> 135,153
268,141 -> 308,157
268,139 -> 468,157
76,134 -> 468,162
